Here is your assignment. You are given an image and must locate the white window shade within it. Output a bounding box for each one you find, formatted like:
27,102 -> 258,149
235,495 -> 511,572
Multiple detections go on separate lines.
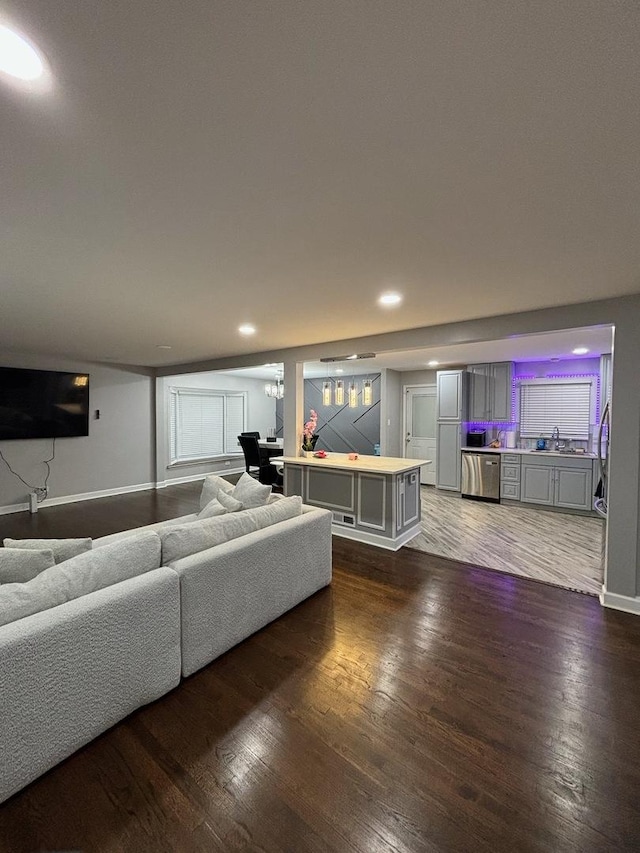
518,379 -> 593,440
169,388 -> 246,463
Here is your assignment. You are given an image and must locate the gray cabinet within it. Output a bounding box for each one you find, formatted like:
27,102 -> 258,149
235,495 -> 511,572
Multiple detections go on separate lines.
500,453 -> 521,500
436,422 -> 461,490
521,455 -> 593,511
467,362 -> 513,422
521,463 -> 555,505
437,370 -> 465,421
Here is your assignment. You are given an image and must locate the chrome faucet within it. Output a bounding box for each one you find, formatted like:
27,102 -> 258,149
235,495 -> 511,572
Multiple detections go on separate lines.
551,426 -> 560,450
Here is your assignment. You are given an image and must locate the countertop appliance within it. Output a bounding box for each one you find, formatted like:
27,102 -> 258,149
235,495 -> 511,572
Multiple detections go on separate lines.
466,429 -> 487,447
461,450 -> 500,502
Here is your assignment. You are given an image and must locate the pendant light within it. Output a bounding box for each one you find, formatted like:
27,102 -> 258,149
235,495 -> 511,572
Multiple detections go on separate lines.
362,378 -> 373,406
348,380 -> 358,408
334,378 -> 344,406
322,380 -> 332,406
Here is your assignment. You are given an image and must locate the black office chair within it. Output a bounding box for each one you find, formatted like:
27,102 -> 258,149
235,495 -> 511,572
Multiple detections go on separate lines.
237,435 -> 280,486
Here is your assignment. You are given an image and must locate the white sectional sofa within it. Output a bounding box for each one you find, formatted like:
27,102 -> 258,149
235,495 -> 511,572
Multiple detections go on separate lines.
0,477 -> 333,804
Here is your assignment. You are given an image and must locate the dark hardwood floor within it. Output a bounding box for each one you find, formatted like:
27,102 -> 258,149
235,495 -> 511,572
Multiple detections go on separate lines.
1,484 -> 640,852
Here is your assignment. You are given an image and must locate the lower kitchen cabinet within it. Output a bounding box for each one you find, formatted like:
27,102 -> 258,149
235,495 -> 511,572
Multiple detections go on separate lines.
520,456 -> 593,511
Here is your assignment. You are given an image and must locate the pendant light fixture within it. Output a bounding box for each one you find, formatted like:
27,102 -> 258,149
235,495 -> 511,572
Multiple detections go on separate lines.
348,380 -> 358,408
322,380 -> 332,406
334,378 -> 344,406
362,378 -> 373,406
264,371 -> 284,399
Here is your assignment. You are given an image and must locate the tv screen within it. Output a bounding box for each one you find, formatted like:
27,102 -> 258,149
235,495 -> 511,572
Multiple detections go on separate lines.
0,367 -> 90,440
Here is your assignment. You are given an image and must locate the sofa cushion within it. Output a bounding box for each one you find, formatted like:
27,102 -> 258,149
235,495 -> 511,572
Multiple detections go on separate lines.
3,537 -> 92,564
231,472 -> 272,508
161,512 -> 259,564
199,475 -> 234,510
93,514 -> 198,548
0,531 -> 162,628
162,495 -> 303,565
0,548 -> 55,584
244,495 -> 303,529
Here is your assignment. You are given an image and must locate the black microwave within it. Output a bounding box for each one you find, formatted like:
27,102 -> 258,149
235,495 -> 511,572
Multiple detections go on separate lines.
467,429 -> 487,447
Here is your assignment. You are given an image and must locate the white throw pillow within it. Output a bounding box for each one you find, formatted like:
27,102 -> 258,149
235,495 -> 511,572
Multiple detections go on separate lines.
199,474 -> 234,510
197,499 -> 227,520
0,531 -> 162,628
232,472 -> 272,508
217,490 -> 244,512
3,537 -> 92,564
0,547 -> 55,584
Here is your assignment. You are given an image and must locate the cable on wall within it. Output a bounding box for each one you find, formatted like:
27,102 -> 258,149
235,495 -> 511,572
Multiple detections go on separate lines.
0,438 -> 56,502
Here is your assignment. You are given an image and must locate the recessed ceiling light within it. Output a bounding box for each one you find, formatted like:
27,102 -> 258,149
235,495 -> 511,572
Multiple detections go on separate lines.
336,368 -> 344,374
156,344 -> 172,350
0,25 -> 45,81
428,360 -> 439,367
378,292 -> 403,307
572,347 -> 589,355
239,324 -> 256,336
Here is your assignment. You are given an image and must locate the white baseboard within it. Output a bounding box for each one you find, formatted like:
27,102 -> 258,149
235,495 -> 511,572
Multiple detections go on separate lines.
600,588 -> 640,616
156,467 -> 244,488
0,502 -> 30,515
331,523 -> 422,552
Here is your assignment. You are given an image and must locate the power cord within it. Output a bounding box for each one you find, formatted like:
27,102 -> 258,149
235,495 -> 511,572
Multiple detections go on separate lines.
0,438 -> 56,502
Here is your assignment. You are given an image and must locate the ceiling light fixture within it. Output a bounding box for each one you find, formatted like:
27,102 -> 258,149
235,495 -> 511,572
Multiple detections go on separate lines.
320,353 -> 375,362
264,371 -> 284,399
428,360 -> 439,367
156,344 -> 172,350
238,324 -> 256,336
572,347 -> 589,355
0,24 -> 45,81
378,292 -> 403,307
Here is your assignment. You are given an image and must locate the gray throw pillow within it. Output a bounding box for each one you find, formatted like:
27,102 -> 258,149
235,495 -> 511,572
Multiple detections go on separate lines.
199,474 -> 234,510
3,537 -> 92,564
0,531 -> 162,628
231,472 -> 272,508
197,499 -> 227,520
0,547 -> 55,584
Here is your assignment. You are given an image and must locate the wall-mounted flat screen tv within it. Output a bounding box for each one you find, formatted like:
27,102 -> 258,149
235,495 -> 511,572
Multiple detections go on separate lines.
0,367 -> 90,440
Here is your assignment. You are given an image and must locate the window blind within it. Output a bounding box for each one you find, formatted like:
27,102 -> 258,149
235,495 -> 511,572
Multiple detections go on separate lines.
169,388 -> 246,463
518,380 -> 593,440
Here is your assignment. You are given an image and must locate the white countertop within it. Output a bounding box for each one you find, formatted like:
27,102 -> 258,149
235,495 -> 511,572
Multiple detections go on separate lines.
461,446 -> 596,459
280,453 -> 431,475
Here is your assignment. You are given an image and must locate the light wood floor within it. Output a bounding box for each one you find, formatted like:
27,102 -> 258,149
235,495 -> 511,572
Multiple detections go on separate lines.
407,487 -> 604,596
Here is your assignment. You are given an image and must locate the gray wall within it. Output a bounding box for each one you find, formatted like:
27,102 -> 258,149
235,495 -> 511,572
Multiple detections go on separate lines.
276,376 -> 381,453
0,353 -> 154,510
380,369 -> 402,457
158,370 -> 277,482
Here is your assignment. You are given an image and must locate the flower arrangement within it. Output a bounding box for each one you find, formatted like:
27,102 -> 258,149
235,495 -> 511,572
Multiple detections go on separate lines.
302,409 -> 318,451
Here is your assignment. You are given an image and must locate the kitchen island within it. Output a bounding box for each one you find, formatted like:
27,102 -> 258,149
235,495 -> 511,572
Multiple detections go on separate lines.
280,453 -> 431,550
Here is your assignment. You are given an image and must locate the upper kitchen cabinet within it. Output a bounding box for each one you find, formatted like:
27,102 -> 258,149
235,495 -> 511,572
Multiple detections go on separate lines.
467,362 -> 513,422
436,370 -> 466,421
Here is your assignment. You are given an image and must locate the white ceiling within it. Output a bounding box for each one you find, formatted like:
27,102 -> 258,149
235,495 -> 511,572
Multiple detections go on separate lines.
1,2 -> 639,367
226,325 -> 613,380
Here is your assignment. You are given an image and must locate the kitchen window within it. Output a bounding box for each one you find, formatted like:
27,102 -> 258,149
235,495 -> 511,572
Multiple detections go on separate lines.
169,387 -> 246,463
518,377 -> 595,441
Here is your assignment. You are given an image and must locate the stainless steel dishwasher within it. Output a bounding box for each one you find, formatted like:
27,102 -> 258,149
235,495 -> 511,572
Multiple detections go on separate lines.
461,451 -> 500,502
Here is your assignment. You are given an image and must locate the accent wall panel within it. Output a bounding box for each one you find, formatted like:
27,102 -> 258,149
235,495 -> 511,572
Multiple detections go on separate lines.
276,375 -> 381,453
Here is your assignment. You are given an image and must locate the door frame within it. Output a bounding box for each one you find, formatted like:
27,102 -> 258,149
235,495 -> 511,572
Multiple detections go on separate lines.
402,384 -> 437,485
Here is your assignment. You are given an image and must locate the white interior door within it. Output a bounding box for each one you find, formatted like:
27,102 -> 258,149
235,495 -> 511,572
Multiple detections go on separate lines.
404,385 -> 437,485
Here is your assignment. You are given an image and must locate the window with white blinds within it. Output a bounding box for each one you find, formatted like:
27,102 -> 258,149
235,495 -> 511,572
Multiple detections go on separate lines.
169,388 -> 246,463
518,379 -> 594,440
